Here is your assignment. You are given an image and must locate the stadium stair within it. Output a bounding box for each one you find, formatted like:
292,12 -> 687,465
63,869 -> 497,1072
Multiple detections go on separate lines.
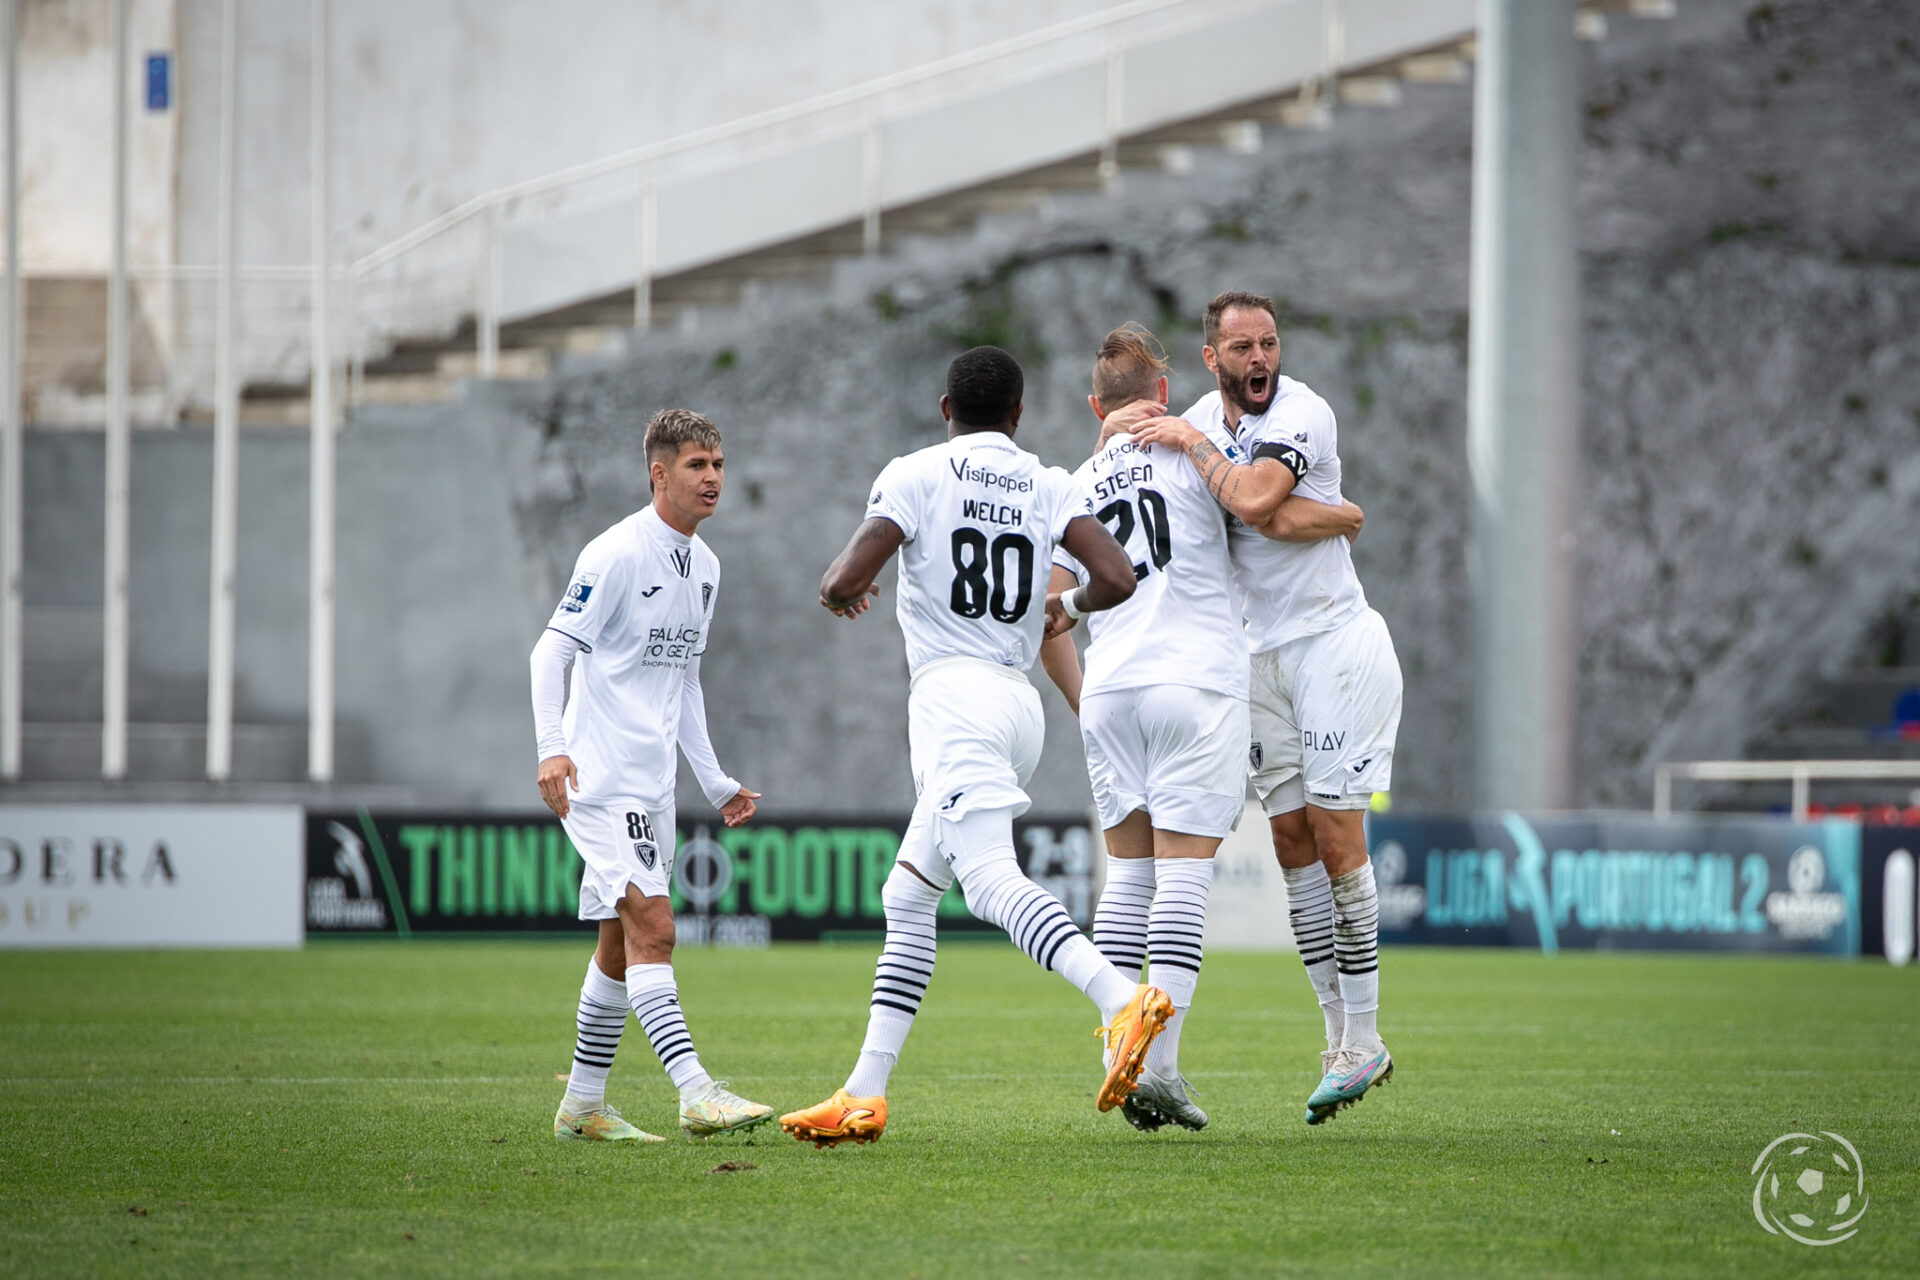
239,6 -> 1676,425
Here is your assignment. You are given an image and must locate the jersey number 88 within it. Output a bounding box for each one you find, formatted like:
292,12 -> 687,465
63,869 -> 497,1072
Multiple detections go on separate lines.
949,528 -> 1035,622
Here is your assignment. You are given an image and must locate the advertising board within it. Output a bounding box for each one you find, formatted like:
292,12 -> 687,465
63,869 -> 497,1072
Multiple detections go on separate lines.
1859,827 -> 1917,965
306,810 -> 1096,942
0,805 -> 303,948
1365,813 -> 1860,956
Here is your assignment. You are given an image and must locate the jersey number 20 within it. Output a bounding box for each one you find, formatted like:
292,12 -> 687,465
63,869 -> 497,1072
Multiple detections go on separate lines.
949,528 -> 1034,622
1097,489 -> 1173,581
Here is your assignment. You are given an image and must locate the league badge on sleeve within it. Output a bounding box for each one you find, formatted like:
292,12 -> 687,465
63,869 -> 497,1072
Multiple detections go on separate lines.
560,572 -> 599,613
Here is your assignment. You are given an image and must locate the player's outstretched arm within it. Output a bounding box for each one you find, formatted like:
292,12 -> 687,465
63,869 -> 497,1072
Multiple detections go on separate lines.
820,517 -> 906,618
1260,496 -> 1363,544
678,654 -> 759,827
1046,514 -> 1135,637
1093,397 -> 1166,450
1037,565 -> 1085,714
1130,415 -> 1298,527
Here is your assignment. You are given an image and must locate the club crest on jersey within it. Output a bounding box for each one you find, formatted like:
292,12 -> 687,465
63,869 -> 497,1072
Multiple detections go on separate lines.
1249,741 -> 1264,770
560,572 -> 599,613
702,582 -> 713,609
671,547 -> 692,578
633,840 -> 658,870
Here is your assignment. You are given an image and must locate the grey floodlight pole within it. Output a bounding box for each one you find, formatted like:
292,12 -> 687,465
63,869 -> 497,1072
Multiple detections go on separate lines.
207,0 -> 240,780
1466,0 -> 1580,810
0,0 -> 20,781
308,0 -> 334,782
104,0 -> 131,779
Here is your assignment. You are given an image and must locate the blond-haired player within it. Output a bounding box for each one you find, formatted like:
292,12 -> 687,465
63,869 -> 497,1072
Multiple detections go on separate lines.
1044,325 -> 1359,1130
531,408 -> 772,1142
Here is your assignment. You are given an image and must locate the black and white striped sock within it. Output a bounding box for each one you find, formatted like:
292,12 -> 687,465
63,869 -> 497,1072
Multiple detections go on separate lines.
845,863 -> 943,1097
943,809 -> 1133,1020
1145,857 -> 1214,1077
1093,855 -> 1155,978
563,958 -> 628,1104
1283,861 -> 1346,1050
625,962 -> 711,1094
1331,862 -> 1381,1050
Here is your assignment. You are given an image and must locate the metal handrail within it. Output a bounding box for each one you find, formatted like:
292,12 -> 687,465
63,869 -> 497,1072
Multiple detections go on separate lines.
1652,759 -> 1920,822
339,0 -> 1382,383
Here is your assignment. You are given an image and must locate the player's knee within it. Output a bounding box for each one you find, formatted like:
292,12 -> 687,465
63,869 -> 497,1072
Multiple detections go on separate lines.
1268,810 -> 1317,869
882,861 -> 945,915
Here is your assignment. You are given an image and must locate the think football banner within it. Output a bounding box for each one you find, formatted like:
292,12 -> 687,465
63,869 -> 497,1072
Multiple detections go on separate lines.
304,809 -> 1096,942
1365,813 -> 1860,955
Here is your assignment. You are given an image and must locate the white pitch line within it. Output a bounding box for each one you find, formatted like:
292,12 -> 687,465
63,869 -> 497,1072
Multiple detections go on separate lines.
0,1076 -> 540,1086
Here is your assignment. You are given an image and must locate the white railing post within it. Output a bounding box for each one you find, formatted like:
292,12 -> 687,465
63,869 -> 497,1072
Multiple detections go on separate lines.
206,0 -> 241,781
308,0 -> 335,784
634,166 -> 655,330
478,204 -> 501,377
1791,767 -> 1810,822
103,0 -> 132,780
1653,765 -> 1672,820
861,105 -> 883,255
0,0 -> 20,781
1100,31 -> 1123,192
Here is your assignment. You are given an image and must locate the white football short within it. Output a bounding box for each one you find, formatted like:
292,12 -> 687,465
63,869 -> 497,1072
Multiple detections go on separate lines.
893,656 -> 1042,887
1248,607 -> 1402,815
1079,685 -> 1249,838
562,797 -> 678,919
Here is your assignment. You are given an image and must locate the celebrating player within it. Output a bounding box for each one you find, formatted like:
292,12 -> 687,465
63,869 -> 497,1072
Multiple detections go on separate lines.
530,408 -> 772,1143
1109,292 -> 1404,1125
780,345 -> 1173,1148
1042,323 -> 1360,1131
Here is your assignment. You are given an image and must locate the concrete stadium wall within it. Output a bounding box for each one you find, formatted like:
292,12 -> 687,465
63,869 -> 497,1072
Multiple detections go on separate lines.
17,0 -> 1920,818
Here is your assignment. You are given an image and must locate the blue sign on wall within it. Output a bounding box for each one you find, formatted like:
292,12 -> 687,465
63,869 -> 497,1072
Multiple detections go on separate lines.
145,53 -> 171,112
1367,813 -> 1860,956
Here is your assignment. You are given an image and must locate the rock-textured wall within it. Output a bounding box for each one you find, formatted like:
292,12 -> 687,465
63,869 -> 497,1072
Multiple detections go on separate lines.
511,0 -> 1920,816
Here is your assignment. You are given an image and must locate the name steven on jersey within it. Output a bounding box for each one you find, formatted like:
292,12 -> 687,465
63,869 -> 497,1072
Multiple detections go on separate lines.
961,498 -> 1022,526
948,458 -> 1034,494
1092,462 -> 1153,502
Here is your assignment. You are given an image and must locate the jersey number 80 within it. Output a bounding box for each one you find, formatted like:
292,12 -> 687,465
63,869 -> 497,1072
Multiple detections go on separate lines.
949,528 -> 1035,622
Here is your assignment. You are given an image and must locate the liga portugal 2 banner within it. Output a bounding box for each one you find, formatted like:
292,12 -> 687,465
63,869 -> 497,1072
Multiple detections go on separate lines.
305,810 -> 1096,942
1364,813 -> 1861,956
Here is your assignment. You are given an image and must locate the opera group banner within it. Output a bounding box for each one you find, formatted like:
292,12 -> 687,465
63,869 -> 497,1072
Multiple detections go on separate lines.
1365,813 -> 1860,956
1,804 -> 304,948
305,810 -> 1096,943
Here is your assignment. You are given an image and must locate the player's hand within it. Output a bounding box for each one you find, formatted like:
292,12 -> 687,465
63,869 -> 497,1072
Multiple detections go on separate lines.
821,585 -> 879,619
1342,499 -> 1364,543
537,754 -> 578,819
1129,415 -> 1202,453
719,787 -> 760,827
1043,592 -> 1079,639
1097,398 -> 1166,446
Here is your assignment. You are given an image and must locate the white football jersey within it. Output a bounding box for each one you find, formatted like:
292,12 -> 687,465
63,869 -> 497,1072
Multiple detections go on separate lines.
1052,433 -> 1249,701
865,432 -> 1092,675
1185,381 -> 1368,652
545,506 -> 720,806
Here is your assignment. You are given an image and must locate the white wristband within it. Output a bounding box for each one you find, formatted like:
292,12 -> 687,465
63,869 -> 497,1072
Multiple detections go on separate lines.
1061,588 -> 1087,619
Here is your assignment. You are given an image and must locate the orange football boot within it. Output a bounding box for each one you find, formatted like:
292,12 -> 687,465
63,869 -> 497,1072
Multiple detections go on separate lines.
779,1089 -> 887,1148
1095,984 -> 1175,1112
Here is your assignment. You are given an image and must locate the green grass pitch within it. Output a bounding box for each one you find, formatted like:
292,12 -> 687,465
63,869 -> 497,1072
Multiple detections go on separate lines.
3,941 -> 1916,1278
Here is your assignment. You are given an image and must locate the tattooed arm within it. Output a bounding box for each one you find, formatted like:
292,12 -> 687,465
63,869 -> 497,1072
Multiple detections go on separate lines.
820,517 -> 907,617
1129,416 -> 1299,527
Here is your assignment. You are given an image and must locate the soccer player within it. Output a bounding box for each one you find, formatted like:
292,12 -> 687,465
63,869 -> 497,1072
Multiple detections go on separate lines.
530,408 -> 773,1143
1113,291 -> 1404,1125
1041,324 -> 1360,1132
779,345 -> 1173,1148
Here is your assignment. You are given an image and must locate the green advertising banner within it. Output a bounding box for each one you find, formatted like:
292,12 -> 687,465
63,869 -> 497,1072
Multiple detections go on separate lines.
305,810 -> 1096,942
